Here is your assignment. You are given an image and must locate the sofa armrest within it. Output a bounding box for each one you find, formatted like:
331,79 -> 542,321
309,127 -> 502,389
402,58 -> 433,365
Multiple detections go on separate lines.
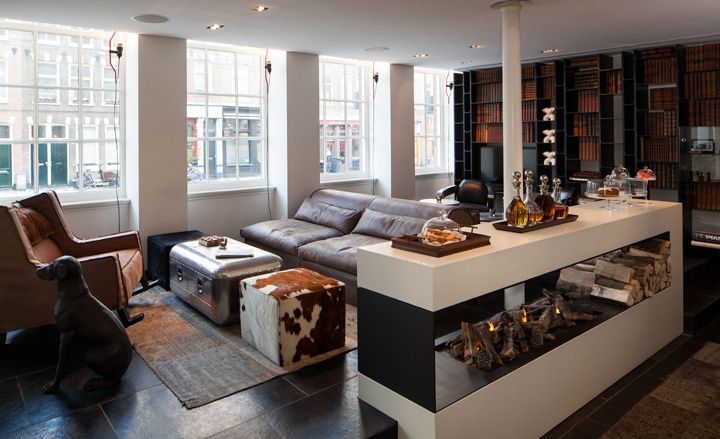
70,231 -> 142,258
436,185 -> 458,200
77,254 -> 126,309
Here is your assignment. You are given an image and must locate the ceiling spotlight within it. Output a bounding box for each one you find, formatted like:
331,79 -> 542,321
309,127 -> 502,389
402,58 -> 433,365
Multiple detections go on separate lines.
414,53 -> 429,58
541,48 -> 561,54
131,14 -> 169,24
252,5 -> 270,12
364,47 -> 389,53
469,44 -> 485,49
460,60 -> 474,65
207,23 -> 224,31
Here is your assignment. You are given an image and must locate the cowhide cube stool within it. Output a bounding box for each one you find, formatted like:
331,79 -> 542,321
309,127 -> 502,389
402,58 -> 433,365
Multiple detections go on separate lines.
240,268 -> 345,366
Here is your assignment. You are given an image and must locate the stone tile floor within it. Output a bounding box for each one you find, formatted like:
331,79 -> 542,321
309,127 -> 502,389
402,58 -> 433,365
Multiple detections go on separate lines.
0,326 -> 396,439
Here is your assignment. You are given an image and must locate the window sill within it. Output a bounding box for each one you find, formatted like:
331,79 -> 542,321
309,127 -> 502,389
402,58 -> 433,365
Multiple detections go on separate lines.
188,186 -> 275,200
61,198 -> 131,211
320,177 -> 376,186
415,170 -> 452,178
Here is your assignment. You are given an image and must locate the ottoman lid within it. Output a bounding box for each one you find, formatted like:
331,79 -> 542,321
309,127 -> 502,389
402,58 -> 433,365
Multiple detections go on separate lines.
243,268 -> 344,300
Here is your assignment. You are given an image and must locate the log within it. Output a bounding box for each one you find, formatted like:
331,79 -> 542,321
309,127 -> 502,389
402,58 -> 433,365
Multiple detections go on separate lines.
591,284 -> 635,306
628,246 -> 667,261
632,238 -> 670,256
460,322 -> 477,365
573,263 -> 597,272
475,323 -> 503,366
556,267 -> 596,298
499,325 -> 518,362
551,295 -> 575,327
594,260 -> 635,284
512,312 -> 529,353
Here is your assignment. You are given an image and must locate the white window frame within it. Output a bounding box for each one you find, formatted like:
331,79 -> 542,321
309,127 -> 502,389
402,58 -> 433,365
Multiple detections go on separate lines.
38,61 -> 60,104
0,59 -> 7,103
0,123 -> 11,139
414,68 -> 450,175
69,63 -> 94,105
186,41 -> 266,192
0,21 -> 126,204
319,57 -> 371,181
82,125 -> 99,166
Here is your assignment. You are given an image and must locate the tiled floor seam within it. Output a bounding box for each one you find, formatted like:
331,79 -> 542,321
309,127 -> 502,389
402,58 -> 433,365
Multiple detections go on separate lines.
99,405 -> 121,439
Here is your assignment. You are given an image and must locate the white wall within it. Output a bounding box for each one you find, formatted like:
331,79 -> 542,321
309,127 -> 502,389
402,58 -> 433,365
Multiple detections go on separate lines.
187,190 -> 275,240
415,173 -> 454,200
63,201 -> 131,239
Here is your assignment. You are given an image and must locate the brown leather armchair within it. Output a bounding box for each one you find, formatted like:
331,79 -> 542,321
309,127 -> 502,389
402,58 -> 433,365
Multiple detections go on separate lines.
0,191 -> 147,340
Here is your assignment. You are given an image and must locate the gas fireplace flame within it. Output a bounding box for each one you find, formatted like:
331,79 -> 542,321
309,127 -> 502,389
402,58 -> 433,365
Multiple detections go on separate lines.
488,322 -> 495,331
555,307 -> 561,315
521,306 -> 528,323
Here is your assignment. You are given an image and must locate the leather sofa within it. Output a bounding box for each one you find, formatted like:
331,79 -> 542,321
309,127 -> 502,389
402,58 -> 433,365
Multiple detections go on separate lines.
241,189 -> 467,305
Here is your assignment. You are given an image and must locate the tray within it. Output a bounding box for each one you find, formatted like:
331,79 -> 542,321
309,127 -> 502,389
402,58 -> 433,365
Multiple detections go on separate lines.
390,232 -> 491,257
492,214 -> 578,233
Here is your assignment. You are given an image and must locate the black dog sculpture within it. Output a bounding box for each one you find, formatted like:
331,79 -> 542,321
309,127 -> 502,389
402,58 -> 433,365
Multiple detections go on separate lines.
37,256 -> 133,393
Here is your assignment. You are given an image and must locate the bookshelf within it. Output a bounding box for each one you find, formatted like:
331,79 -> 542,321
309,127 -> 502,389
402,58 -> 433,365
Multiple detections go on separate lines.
535,61 -> 564,183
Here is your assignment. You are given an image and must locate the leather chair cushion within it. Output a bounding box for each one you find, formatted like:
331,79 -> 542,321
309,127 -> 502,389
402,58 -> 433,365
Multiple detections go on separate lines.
14,206 -> 56,245
241,219 -> 343,255
33,239 -> 63,264
294,198 -> 363,234
298,233 -> 386,275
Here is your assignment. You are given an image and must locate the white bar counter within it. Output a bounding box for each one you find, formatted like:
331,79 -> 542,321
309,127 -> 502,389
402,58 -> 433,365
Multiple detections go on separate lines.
357,201 -> 683,439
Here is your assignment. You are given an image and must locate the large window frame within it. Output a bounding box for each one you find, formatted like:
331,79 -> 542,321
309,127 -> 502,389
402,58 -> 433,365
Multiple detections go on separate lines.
319,57 -> 372,181
0,20 -> 125,203
414,68 -> 450,175
186,41 -> 266,192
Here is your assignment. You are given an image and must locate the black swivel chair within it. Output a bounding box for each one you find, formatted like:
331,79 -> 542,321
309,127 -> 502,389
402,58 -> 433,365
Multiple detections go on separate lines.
436,179 -> 495,223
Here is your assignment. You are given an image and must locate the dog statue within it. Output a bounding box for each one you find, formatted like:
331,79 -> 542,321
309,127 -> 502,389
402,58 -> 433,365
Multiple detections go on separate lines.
37,256 -> 133,393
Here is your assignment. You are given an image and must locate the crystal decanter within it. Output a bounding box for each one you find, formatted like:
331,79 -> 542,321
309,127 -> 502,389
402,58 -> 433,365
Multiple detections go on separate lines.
523,170 -> 544,226
552,177 -> 569,219
534,175 -> 556,222
505,171 -> 529,228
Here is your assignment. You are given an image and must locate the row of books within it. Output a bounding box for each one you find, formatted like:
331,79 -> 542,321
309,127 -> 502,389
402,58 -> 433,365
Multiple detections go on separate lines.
522,101 -> 536,122
572,70 -> 599,89
576,89 -> 599,112
683,71 -> 718,98
685,98 -> 720,127
571,170 -> 602,180
539,63 -> 555,77
641,58 -> 677,84
473,68 -> 502,84
650,87 -> 677,110
523,80 -> 536,101
474,124 -> 503,143
540,77 -> 556,99
569,57 -> 598,68
474,83 -> 502,103
522,64 -> 535,80
684,182 -> 720,212
639,136 -> 678,162
578,137 -> 600,160
692,230 -> 720,244
475,103 -> 502,123
644,110 -> 677,136
571,113 -> 599,136
522,122 -> 535,143
684,43 -> 720,72
647,162 -> 678,189
637,47 -> 676,60
604,70 -> 623,95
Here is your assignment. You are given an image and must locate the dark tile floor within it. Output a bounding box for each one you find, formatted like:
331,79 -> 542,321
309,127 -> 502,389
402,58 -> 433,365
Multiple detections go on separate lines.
0,327 -> 396,439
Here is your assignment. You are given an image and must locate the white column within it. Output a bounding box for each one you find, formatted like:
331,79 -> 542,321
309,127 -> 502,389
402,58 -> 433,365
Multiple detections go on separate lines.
125,34 -> 188,253
373,63 -> 415,200
494,0 -> 524,210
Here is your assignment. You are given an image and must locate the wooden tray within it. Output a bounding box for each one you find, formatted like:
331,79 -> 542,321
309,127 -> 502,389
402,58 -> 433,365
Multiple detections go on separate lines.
492,214 -> 579,233
391,232 -> 491,257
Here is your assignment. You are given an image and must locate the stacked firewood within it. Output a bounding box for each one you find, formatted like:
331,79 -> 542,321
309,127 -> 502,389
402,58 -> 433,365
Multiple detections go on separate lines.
446,289 -> 595,371
556,238 -> 671,307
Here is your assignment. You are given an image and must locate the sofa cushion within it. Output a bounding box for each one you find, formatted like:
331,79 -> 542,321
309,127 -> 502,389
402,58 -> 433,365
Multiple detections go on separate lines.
294,198 -> 363,234
298,233 -> 386,275
241,219 -> 343,255
309,189 -> 376,212
352,197 -> 449,239
14,206 -> 56,245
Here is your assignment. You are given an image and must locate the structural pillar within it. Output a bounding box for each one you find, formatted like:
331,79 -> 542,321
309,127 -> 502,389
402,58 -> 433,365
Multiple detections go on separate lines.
493,0 -> 524,210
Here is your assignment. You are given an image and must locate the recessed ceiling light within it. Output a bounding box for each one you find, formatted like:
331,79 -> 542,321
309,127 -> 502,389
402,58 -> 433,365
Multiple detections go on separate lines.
469,44 -> 485,49
251,5 -> 270,12
414,53 -> 429,58
541,48 -> 561,54
460,60 -> 474,65
364,47 -> 389,53
207,23 -> 224,31
131,14 -> 169,24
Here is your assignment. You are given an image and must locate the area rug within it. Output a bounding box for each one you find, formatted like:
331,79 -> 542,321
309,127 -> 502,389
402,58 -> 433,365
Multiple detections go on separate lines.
603,342 -> 720,438
126,288 -> 357,409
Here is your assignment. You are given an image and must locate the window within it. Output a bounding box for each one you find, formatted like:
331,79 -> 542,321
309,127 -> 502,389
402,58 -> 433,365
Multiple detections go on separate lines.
319,58 -> 370,179
414,69 -> 448,173
0,59 -> 7,102
186,42 -> 265,190
102,66 -> 117,105
0,22 -> 124,201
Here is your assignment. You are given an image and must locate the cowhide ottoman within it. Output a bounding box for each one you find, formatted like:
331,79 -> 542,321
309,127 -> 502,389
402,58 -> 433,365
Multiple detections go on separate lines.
240,268 -> 345,366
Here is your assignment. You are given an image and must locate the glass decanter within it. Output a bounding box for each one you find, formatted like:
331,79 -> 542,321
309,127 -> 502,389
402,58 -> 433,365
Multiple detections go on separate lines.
505,171 -> 529,228
534,175 -> 556,221
523,170 -> 544,226
552,177 -> 569,219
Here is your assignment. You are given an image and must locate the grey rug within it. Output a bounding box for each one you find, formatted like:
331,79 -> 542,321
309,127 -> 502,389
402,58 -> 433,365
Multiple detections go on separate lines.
603,342 -> 720,438
127,288 -> 357,408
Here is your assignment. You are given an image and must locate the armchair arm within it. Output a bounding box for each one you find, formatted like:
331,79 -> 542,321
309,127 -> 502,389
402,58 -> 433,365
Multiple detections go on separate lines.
77,254 -> 126,309
436,185 -> 458,200
71,231 -> 142,258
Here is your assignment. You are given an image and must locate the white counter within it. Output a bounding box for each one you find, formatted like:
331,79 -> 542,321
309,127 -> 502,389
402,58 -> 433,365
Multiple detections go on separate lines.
358,201 -> 681,312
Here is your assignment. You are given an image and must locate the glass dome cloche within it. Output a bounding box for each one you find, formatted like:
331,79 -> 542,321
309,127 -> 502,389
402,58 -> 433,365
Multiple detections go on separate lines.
610,164 -> 630,181
635,166 -> 657,181
419,210 -> 466,246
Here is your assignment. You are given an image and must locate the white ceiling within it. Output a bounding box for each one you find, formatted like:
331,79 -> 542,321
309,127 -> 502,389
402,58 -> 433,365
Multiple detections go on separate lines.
2,0 -> 720,69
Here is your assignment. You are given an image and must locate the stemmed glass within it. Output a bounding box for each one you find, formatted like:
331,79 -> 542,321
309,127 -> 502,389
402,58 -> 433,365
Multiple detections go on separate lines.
635,166 -> 657,205
628,178 -> 649,206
